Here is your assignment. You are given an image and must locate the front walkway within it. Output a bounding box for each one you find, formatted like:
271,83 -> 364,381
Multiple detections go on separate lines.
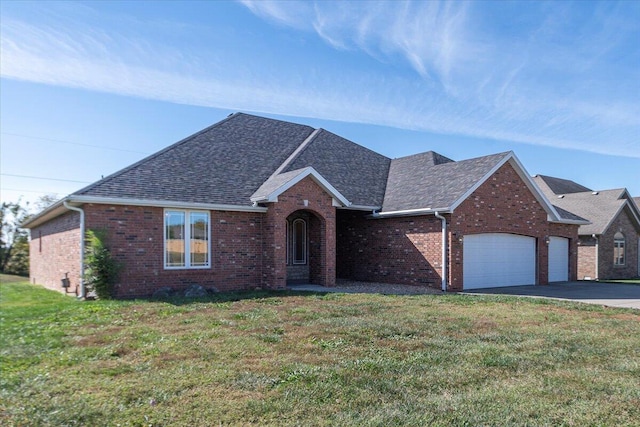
463,281 -> 640,310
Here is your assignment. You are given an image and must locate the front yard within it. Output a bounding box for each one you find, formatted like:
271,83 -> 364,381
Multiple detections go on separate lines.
1,274 -> 639,426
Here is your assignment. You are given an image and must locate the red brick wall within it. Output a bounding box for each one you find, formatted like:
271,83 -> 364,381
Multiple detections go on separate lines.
262,176 -> 336,289
549,222 -> 580,283
596,206 -> 640,280
29,211 -> 82,294
450,162 -> 579,290
335,162 -> 579,291
84,204 -> 264,298
577,236 -> 597,279
336,211 -> 443,287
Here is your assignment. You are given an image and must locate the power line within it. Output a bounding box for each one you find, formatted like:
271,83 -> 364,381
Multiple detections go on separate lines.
1,188 -> 62,195
1,173 -> 92,184
1,132 -> 150,155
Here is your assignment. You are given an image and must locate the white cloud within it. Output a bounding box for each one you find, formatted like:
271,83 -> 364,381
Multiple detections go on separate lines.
1,1 -> 639,159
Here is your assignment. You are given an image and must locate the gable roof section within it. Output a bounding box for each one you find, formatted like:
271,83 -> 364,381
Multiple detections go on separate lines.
250,167 -> 350,206
282,129 -> 391,208
533,178 -> 640,235
380,151 -> 583,224
74,113 -> 315,206
382,151 -> 510,212
534,175 -> 592,195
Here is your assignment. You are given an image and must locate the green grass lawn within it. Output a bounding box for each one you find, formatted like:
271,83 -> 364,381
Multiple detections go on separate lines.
2,275 -> 639,426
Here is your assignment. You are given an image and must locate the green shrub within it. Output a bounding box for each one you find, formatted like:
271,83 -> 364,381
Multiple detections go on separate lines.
84,229 -> 119,299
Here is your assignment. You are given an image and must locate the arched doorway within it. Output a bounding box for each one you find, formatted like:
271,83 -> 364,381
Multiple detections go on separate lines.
286,210 -> 325,285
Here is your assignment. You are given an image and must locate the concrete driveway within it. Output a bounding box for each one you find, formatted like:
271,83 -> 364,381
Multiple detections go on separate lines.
464,282 -> 640,310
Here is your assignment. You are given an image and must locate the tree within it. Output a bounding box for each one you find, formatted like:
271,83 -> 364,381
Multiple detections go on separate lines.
0,195 -> 59,276
0,200 -> 30,275
84,230 -> 120,299
33,194 -> 59,213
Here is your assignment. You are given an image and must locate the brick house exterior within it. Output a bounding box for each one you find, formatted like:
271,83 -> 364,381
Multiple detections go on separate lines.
25,113 -> 587,298
534,175 -> 640,281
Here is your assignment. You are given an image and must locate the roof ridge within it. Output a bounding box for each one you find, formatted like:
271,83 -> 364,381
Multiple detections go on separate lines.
72,112 -> 241,196
268,128 -> 321,179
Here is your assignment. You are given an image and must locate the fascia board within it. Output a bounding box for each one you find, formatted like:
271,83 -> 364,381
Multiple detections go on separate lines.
23,196 -> 268,228
372,207 -> 450,218
251,167 -> 351,207
21,199 -> 69,228
69,196 -> 268,213
339,204 -> 381,211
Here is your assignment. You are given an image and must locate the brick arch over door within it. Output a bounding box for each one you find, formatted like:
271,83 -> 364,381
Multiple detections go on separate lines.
262,176 -> 337,289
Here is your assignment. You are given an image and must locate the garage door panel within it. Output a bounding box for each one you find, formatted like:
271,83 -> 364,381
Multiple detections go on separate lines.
548,237 -> 569,282
463,233 -> 536,289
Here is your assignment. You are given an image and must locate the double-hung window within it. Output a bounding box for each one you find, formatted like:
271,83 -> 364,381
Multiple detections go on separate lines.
164,210 -> 210,269
614,232 -> 625,266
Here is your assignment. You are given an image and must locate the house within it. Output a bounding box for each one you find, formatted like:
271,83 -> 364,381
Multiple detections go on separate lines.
533,175 -> 640,280
23,113 -> 586,298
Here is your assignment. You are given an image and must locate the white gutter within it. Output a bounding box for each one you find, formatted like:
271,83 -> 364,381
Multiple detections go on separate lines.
434,211 -> 448,292
592,234 -> 599,280
371,207 -> 449,218
63,201 -> 85,299
70,196 -> 268,213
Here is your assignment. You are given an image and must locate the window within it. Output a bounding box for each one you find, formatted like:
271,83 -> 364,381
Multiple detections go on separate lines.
164,210 -> 210,269
285,220 -> 290,265
292,218 -> 307,265
614,232 -> 625,266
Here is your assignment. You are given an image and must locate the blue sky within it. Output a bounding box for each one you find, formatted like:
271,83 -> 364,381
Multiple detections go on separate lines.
1,0 -> 639,210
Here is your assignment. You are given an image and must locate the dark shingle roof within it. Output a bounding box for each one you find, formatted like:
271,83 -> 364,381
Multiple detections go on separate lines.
533,177 -> 628,234
382,152 -> 510,212
283,129 -> 391,207
535,175 -> 592,195
75,113 -> 315,205
552,205 -> 589,222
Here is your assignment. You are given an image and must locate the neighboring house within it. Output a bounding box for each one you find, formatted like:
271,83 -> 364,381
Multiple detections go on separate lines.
24,113 -> 586,298
534,175 -> 640,280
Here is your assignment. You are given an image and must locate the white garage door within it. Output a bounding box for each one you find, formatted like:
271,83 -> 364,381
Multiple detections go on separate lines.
548,236 -> 569,282
463,233 -> 536,289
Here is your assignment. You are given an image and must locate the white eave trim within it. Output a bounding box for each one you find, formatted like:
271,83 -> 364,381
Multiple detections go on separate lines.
250,166 -> 351,207
22,196 -> 268,228
549,218 -> 591,225
69,196 -> 268,212
371,207 -> 450,218
339,204 -> 381,211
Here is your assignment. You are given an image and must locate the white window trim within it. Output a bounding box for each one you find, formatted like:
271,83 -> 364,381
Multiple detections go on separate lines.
292,218 -> 307,265
614,233 -> 625,266
164,209 -> 211,270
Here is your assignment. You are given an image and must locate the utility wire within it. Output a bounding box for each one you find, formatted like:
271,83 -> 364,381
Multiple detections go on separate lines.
1,132 -> 150,155
1,188 -> 62,195
1,173 -> 92,184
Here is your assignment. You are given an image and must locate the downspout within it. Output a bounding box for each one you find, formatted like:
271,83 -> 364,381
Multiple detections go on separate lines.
434,212 -> 447,292
63,201 -> 85,298
592,234 -> 599,280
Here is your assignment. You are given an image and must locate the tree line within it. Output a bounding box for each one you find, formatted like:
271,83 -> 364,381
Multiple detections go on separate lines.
1,195 -> 57,276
